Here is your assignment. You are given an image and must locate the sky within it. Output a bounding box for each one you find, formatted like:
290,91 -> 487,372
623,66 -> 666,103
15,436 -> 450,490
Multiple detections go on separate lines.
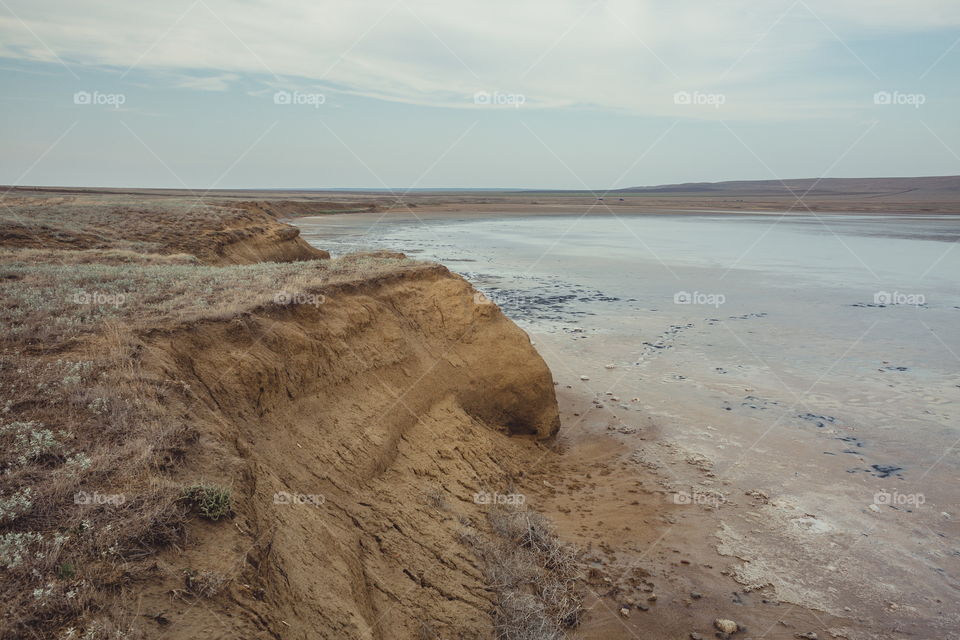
1,0 -> 959,190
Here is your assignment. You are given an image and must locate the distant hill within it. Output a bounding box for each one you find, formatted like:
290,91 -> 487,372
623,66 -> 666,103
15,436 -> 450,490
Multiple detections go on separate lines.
615,175 -> 960,199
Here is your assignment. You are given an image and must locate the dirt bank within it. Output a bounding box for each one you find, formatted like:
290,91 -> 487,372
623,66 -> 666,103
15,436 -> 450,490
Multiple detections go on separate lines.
0,193 -> 575,639
126,264 -> 560,639
0,195 -> 327,264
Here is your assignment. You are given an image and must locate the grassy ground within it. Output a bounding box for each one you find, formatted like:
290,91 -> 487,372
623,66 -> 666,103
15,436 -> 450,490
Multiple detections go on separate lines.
0,196 -> 328,264
0,196 -> 420,638
0,248 -> 421,349
1,198 -> 242,254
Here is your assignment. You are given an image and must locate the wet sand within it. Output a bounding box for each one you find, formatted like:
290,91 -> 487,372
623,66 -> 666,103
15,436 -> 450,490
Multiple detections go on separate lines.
298,209 -> 960,639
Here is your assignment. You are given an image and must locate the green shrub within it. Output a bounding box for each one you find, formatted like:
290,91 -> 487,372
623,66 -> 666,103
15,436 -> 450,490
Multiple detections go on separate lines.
57,561 -> 77,579
182,484 -> 232,521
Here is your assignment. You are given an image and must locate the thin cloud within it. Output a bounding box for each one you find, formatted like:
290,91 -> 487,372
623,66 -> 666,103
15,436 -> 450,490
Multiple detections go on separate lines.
0,0 -> 958,117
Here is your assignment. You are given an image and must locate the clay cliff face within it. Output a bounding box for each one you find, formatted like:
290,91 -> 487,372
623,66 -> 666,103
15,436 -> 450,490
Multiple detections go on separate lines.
132,264 -> 560,639
200,220 -> 328,264
0,192 -> 563,639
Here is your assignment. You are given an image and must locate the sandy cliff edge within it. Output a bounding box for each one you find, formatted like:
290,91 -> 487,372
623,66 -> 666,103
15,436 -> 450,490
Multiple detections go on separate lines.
0,194 -> 565,640
125,264 -> 560,639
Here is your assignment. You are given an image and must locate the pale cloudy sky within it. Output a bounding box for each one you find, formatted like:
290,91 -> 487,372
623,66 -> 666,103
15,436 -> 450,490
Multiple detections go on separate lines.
1,0 -> 958,188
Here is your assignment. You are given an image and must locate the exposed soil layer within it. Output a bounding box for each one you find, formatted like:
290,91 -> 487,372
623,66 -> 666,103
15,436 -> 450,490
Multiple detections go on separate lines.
129,266 -> 561,639
0,192 -> 580,640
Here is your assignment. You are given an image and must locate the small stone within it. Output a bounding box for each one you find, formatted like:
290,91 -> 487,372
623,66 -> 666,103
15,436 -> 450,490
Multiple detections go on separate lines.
690,591 -> 703,599
714,619 -> 738,634
580,375 -> 590,381
868,504 -> 881,512
690,634 -> 704,640
647,594 -> 657,602
795,633 -> 818,640
619,607 -> 630,618
605,364 -> 616,369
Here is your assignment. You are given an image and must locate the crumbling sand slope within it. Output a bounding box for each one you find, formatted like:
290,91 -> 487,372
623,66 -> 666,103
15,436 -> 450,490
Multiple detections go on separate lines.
0,193 -> 566,639
131,265 -> 560,639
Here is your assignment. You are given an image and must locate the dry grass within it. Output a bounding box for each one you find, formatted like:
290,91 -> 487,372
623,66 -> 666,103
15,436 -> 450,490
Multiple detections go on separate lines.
463,502 -> 583,640
0,249 -> 425,348
0,341 -> 193,639
183,569 -> 228,598
0,247 -> 199,266
0,198 -> 426,638
0,194 -> 331,265
0,196 -> 253,256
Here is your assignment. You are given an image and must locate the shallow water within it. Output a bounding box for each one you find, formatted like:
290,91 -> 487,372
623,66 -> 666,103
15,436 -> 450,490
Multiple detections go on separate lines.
299,211 -> 960,636
303,211 -> 959,372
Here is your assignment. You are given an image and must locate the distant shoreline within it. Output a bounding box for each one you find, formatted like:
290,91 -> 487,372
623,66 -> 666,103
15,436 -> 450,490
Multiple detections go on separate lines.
5,183 -> 960,215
